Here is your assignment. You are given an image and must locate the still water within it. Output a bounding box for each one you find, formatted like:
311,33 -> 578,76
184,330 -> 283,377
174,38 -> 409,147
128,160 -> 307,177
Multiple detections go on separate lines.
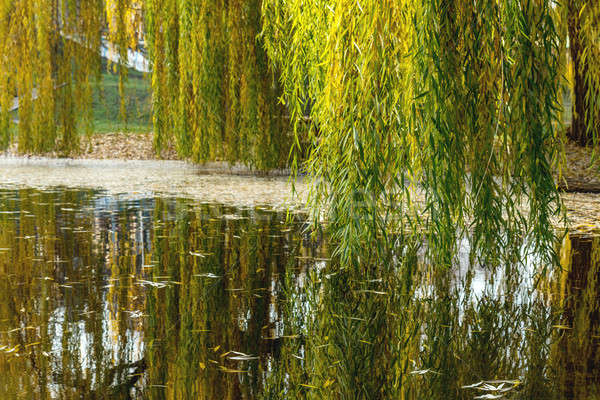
0,187 -> 597,399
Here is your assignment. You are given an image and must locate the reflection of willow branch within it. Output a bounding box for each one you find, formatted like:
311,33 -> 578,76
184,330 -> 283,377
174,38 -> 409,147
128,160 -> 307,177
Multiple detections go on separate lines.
6,290 -> 47,396
26,343 -> 45,395
6,287 -> 42,381
10,320 -> 46,396
77,358 -> 147,399
553,234 -> 600,397
106,358 -> 147,397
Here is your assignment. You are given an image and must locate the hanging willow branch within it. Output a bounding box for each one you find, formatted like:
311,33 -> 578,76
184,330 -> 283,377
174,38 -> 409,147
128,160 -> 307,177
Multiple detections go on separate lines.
0,0 -> 11,150
105,0 -> 137,124
145,0 -> 292,168
578,1 -> 600,147
263,0 -> 564,268
0,0 -> 105,154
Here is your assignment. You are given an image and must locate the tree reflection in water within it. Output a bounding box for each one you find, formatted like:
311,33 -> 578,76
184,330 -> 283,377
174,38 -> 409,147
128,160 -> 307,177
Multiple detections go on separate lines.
0,188 -> 597,399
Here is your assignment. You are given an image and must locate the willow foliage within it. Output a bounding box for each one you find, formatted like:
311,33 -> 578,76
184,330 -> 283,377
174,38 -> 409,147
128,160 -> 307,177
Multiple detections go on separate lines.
0,0 -> 105,154
146,0 -> 291,169
565,0 -> 600,146
146,0 -> 292,170
0,0 -> 595,267
263,0 -> 564,268
105,0 -> 139,122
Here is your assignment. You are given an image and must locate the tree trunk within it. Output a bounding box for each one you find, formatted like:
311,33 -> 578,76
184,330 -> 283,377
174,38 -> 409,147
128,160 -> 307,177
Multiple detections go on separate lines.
567,1 -> 591,146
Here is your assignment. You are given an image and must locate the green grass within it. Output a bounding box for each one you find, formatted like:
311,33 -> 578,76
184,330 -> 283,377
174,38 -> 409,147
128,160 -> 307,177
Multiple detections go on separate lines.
91,64 -> 152,134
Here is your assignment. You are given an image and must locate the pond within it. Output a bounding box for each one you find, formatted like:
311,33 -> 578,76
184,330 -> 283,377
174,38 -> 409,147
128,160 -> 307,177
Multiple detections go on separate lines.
0,187 -> 598,399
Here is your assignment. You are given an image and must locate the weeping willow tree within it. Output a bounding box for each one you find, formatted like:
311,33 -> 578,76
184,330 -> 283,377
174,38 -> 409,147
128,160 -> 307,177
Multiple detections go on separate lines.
0,0 -> 107,154
260,3 -> 568,396
146,0 -> 291,169
105,0 -> 141,123
263,0 -> 564,268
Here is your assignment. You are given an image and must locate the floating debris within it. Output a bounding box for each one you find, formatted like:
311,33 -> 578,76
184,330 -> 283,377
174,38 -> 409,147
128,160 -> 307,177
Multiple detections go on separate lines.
218,366 -> 248,373
462,380 -> 521,399
136,279 -> 169,288
223,351 -> 259,361
193,273 -> 221,279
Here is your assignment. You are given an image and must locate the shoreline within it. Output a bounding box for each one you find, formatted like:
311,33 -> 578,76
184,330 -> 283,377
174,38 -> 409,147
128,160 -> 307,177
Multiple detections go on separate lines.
0,155 -> 307,210
2,132 -> 600,232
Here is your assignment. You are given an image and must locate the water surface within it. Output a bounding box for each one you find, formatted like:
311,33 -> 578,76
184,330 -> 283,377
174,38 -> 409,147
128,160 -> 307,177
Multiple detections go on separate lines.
0,188 -> 598,399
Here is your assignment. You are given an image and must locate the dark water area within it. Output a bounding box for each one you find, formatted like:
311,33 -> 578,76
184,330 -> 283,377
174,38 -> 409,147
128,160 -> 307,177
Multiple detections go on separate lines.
0,188 -> 598,399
